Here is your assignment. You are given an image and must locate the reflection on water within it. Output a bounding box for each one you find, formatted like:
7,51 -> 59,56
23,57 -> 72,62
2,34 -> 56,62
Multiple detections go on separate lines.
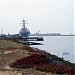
31,36 -> 75,63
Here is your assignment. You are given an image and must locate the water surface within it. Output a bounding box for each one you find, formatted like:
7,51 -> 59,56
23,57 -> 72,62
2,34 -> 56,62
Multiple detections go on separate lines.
31,36 -> 75,63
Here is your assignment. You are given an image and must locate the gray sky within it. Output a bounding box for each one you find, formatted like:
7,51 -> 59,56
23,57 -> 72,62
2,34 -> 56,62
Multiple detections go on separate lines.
0,0 -> 74,34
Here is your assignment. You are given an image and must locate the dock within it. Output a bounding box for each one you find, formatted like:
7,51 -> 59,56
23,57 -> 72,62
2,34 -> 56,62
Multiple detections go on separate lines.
18,36 -> 44,45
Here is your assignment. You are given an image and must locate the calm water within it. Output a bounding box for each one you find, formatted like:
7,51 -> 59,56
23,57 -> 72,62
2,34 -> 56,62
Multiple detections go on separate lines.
31,36 -> 75,63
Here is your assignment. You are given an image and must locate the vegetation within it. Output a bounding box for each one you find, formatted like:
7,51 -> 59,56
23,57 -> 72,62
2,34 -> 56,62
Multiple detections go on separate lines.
0,39 -> 75,74
0,39 -> 23,48
10,54 -> 75,74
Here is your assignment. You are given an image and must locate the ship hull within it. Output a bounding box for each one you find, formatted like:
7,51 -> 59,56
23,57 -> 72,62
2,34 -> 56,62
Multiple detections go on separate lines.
19,32 -> 30,37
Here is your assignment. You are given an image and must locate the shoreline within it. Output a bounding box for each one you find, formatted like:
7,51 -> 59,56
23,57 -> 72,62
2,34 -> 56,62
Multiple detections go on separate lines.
0,39 -> 75,75
30,35 -> 75,36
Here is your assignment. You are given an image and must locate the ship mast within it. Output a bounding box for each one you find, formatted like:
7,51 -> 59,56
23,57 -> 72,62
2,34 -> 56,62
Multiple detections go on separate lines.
22,18 -> 28,29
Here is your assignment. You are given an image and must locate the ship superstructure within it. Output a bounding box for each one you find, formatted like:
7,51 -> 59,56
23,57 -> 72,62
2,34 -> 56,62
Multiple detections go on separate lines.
19,19 -> 30,37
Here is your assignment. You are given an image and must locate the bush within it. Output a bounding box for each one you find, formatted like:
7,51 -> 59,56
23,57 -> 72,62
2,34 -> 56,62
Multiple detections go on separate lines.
10,54 -> 75,74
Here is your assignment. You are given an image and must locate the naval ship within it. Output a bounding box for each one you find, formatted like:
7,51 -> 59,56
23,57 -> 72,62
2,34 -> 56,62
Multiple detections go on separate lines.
0,19 -> 44,45
19,19 -> 30,37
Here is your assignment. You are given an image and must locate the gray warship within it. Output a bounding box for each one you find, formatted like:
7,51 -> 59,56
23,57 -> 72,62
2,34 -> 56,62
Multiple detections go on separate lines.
19,19 -> 30,37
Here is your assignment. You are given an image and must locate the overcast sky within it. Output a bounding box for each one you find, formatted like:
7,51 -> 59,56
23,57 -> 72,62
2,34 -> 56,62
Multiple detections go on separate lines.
0,0 -> 74,34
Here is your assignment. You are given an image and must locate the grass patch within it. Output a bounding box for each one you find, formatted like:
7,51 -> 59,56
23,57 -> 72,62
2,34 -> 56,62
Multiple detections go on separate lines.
0,40 -> 23,48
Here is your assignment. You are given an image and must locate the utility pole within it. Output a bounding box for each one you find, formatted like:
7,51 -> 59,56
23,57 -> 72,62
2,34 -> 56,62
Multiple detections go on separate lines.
1,28 -> 3,35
